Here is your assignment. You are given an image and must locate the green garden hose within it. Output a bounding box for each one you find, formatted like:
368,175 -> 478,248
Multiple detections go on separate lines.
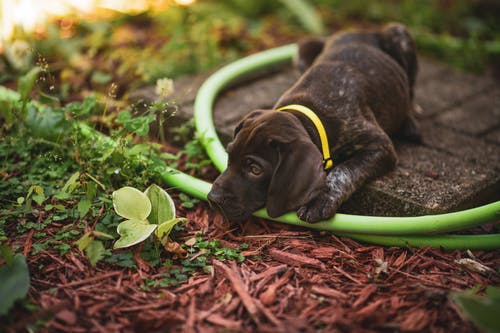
78,89 -> 499,250
187,44 -> 500,250
79,109 -> 499,250
5,46 -> 498,250
78,120 -> 499,250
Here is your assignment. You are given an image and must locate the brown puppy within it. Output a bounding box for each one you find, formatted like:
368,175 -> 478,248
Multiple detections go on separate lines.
208,23 -> 421,223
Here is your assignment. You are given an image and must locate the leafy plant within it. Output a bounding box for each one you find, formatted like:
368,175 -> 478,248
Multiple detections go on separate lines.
112,184 -> 185,249
185,237 -> 247,263
179,193 -> 200,209
452,286 -> 500,333
0,244 -> 30,315
75,231 -> 114,266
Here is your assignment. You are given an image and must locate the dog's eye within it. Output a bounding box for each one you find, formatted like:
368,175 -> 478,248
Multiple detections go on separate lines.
246,159 -> 263,176
249,164 -> 263,176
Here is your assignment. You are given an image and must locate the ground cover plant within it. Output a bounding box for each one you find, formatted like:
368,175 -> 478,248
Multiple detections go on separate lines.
1,0 -> 499,332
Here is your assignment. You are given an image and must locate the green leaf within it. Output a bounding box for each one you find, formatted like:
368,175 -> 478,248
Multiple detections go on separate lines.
85,240 -> 105,266
112,186 -> 151,220
115,111 -> 154,137
0,243 -> 14,265
91,71 -> 112,85
75,232 -> 93,251
116,110 -> 131,123
452,286 -> 500,333
277,0 -> 325,34
91,231 -> 114,240
144,184 -> 175,225
155,218 -> 186,240
485,286 -> 500,300
0,254 -> 30,315
85,181 -> 97,203
77,199 -> 91,218
114,219 -> 157,249
26,104 -> 70,141
18,67 -> 41,101
58,172 -> 80,197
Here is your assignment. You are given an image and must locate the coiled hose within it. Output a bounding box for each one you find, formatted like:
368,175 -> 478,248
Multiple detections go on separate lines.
75,45 -> 500,250
183,44 -> 500,250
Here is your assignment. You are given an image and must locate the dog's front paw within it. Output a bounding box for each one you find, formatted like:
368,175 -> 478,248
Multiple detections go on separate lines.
297,192 -> 340,223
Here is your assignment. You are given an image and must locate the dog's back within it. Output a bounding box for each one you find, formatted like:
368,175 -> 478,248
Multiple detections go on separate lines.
318,37 -> 411,134
288,24 -> 419,139
297,23 -> 417,100
328,23 -> 418,99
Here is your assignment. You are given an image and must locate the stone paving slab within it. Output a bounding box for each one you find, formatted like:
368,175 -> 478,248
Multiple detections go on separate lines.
414,63 -> 496,117
417,58 -> 448,82
485,128 -> 500,145
435,88 -> 500,135
342,142 -> 498,216
130,56 -> 500,216
419,119 -> 500,169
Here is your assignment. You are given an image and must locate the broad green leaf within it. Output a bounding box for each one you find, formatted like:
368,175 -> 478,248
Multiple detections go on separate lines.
112,187 -> 151,220
0,254 -> 30,315
486,286 -> 500,300
85,240 -> 105,266
452,287 -> 500,333
26,104 -> 70,142
114,219 -> 157,249
144,184 -> 175,225
155,218 -> 186,240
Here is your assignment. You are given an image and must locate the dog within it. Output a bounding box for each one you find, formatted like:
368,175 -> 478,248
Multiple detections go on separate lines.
208,23 -> 421,223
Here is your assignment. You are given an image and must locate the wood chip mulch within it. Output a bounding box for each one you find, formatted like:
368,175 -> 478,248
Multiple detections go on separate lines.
5,202 -> 500,333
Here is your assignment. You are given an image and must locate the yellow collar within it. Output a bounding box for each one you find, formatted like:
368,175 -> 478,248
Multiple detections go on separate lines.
276,104 -> 333,170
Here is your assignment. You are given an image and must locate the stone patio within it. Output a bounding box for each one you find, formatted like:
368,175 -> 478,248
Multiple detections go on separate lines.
131,56 -> 500,216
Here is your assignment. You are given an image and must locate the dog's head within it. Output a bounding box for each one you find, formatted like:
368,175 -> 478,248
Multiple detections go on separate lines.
207,109 -> 326,221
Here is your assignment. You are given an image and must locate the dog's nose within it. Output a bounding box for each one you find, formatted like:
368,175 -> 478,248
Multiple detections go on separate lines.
207,188 -> 223,205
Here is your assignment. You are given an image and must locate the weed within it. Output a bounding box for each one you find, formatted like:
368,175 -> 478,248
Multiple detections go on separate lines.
185,237 -> 247,263
139,237 -> 248,291
179,193 -> 200,209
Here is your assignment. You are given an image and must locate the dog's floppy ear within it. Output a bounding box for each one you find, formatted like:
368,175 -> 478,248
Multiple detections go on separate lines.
266,139 -> 326,218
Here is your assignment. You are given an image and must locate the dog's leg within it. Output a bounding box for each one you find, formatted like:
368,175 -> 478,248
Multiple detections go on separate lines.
297,131 -> 397,222
394,114 -> 422,143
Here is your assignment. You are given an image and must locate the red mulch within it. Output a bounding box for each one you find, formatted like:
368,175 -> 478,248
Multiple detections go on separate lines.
4,200 -> 500,333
